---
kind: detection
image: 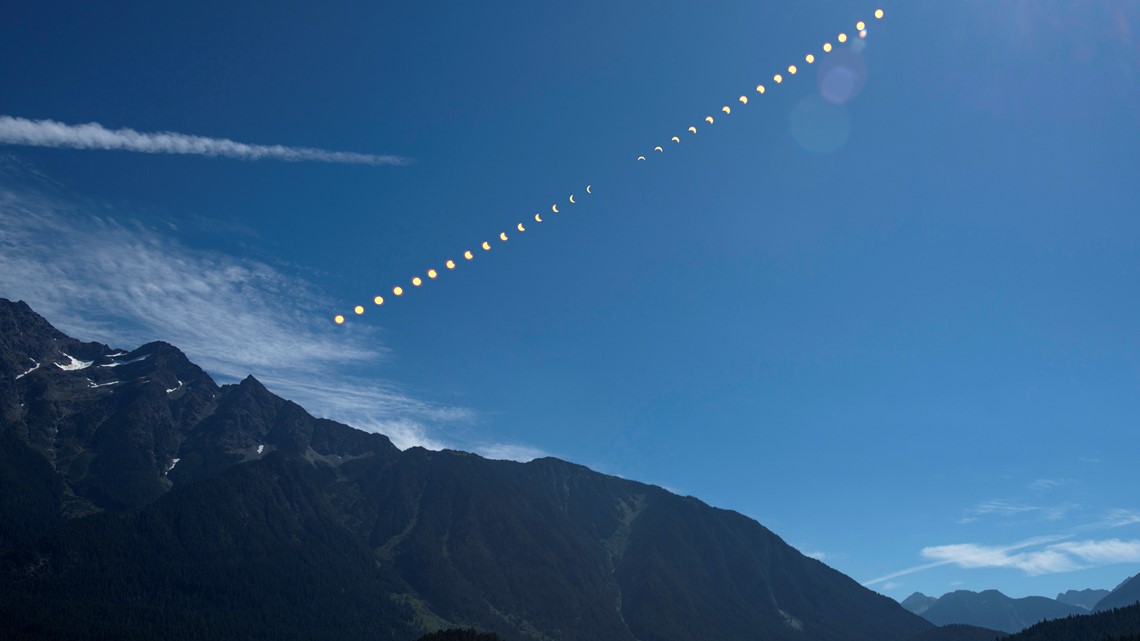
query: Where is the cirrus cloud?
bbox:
[0,115,409,165]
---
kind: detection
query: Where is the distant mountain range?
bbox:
[0,298,966,641]
[903,576,1140,635]
[1056,588,1110,611]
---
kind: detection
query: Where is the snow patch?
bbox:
[99,354,151,367]
[166,380,183,394]
[16,361,40,379]
[87,379,120,389]
[167,458,181,473]
[106,351,127,357]
[257,444,264,454]
[56,354,93,371]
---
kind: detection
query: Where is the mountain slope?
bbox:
[0,298,935,641]
[912,590,1087,634]
[1097,573,1140,612]
[1,452,417,641]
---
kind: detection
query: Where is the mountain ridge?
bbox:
[1,297,935,640]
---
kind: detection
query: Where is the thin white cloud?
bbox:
[475,443,550,462]
[867,535,1140,586]
[921,542,1080,575]
[1102,509,1140,529]
[1029,478,1075,491]
[0,115,409,166]
[957,499,1078,525]
[0,174,483,452]
[880,581,902,591]
[1051,539,1140,565]
[863,535,1072,586]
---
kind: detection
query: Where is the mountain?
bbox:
[1002,602,1140,641]
[1097,573,1140,612]
[0,297,935,641]
[903,589,1086,634]
[1057,588,1111,611]
[904,592,940,615]
[903,623,1007,641]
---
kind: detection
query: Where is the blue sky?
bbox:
[2,0,1138,601]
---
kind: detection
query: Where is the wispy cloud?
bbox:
[804,551,828,561]
[866,535,1140,585]
[0,172,479,451]
[863,535,1072,586]
[1082,508,1140,531]
[0,115,409,165]
[921,541,1080,575]
[957,499,1078,524]
[922,537,1140,575]
[475,443,549,462]
[1029,478,1076,491]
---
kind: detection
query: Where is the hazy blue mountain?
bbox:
[903,592,940,615]
[909,589,1086,634]
[0,298,935,641]
[1003,602,1140,641]
[1056,588,1110,611]
[1097,573,1140,612]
